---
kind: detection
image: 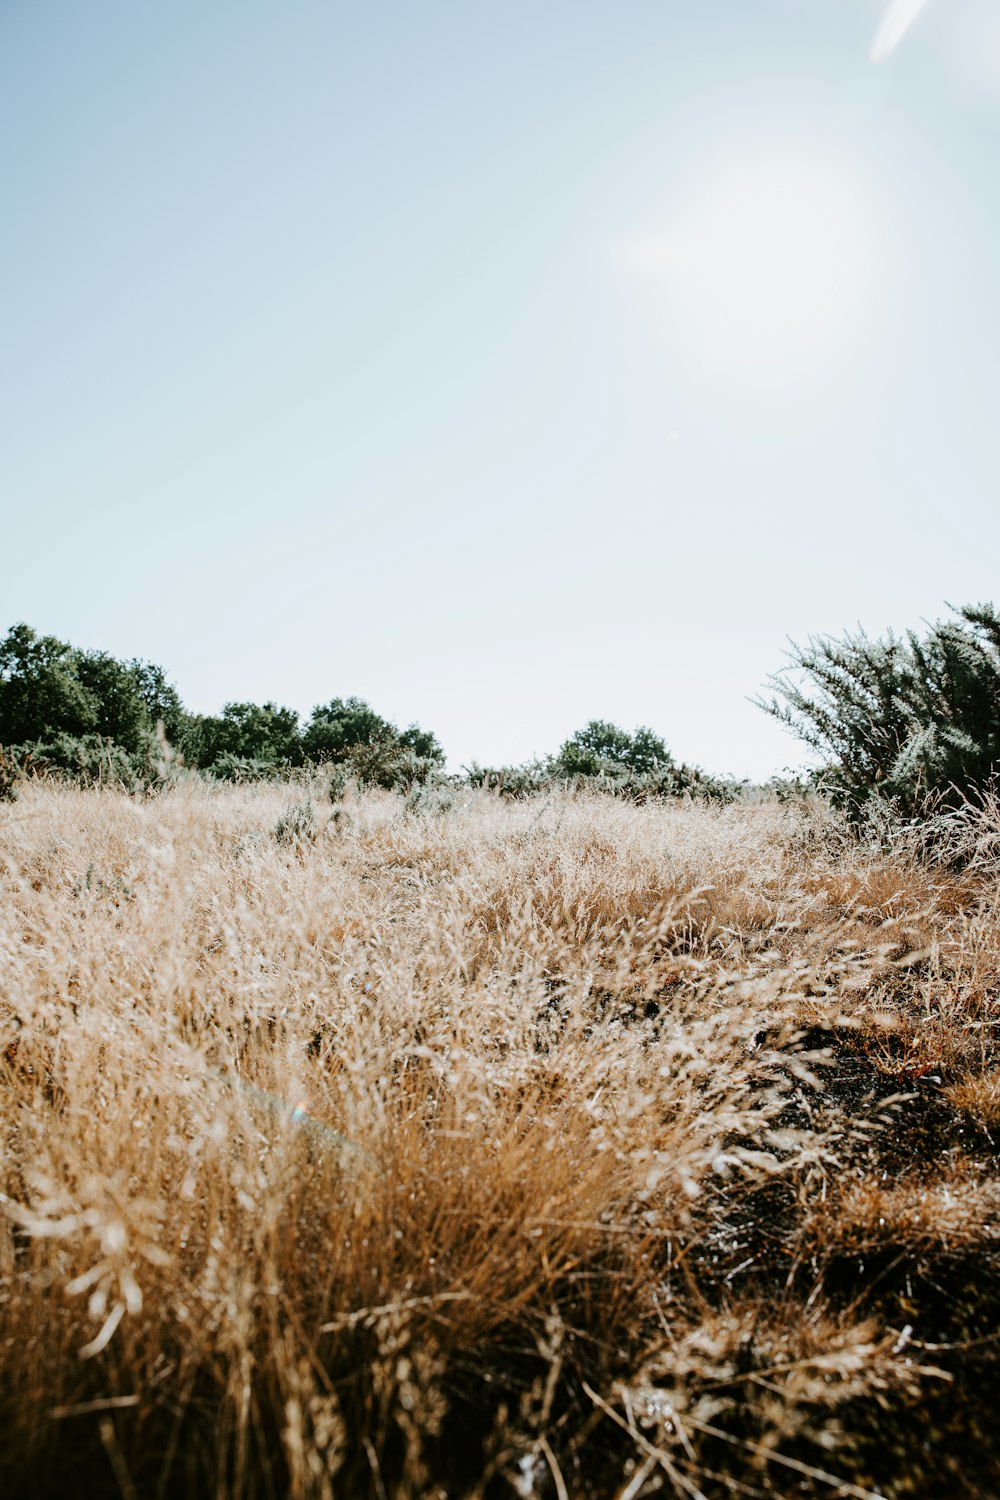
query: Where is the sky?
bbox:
[3,0,999,778]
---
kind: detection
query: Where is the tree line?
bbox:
[0,622,445,794]
[2,603,1000,820]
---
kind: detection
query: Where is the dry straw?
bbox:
[1,779,998,1496]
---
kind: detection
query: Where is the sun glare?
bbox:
[623,153,878,387]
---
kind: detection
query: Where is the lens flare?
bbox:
[871,0,931,63]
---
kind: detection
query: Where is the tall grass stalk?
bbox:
[2,782,998,1496]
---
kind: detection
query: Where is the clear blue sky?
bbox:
[3,0,998,777]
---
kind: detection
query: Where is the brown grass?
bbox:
[1,780,998,1498]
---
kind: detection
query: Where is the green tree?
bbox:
[300,696,445,790]
[0,623,190,758]
[301,698,444,766]
[0,623,192,790]
[128,660,187,741]
[301,697,397,762]
[182,702,302,768]
[0,623,96,745]
[397,723,446,763]
[551,720,673,779]
[0,621,450,794]
[73,651,152,755]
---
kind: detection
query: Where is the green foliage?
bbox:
[342,742,444,792]
[129,661,186,741]
[0,623,186,765]
[396,723,445,762]
[551,720,673,779]
[405,779,457,815]
[301,697,395,762]
[0,624,750,809]
[302,696,443,768]
[759,603,1000,819]
[0,747,19,802]
[182,701,303,771]
[465,761,553,798]
[0,624,97,745]
[8,734,140,789]
[300,697,444,791]
[0,623,452,793]
[467,726,738,804]
[273,799,317,845]
[619,762,742,804]
[202,753,289,783]
[71,651,153,755]
[546,720,737,801]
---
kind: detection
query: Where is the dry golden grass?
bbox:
[1,780,999,1498]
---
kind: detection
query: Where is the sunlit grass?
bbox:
[1,780,998,1497]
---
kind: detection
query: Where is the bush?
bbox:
[759,603,1000,820]
[0,747,18,802]
[611,762,743,805]
[273,799,317,845]
[7,733,140,789]
[343,742,443,792]
[182,702,303,773]
[551,720,673,779]
[0,624,450,793]
[548,721,738,803]
[302,697,444,786]
[465,728,738,804]
[465,761,554,798]
[202,753,290,784]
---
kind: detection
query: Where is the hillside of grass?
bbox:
[2,780,999,1498]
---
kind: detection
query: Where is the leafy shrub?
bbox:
[181,701,303,771]
[610,762,743,804]
[0,624,450,794]
[465,728,737,804]
[8,733,140,789]
[202,753,290,783]
[547,721,738,803]
[0,747,18,802]
[465,761,554,798]
[551,720,673,779]
[760,603,1000,820]
[405,780,458,815]
[327,766,349,802]
[273,799,317,845]
[343,742,442,792]
[302,697,444,787]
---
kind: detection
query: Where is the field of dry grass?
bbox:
[2,780,999,1498]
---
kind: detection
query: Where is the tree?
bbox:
[0,621,449,793]
[128,660,186,742]
[0,622,191,758]
[299,696,445,791]
[301,697,396,763]
[551,720,673,779]
[397,723,445,764]
[0,621,194,789]
[181,701,303,768]
[301,697,443,766]
[73,651,153,755]
[758,603,1000,818]
[0,624,96,745]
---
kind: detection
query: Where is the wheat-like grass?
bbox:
[1,781,998,1497]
